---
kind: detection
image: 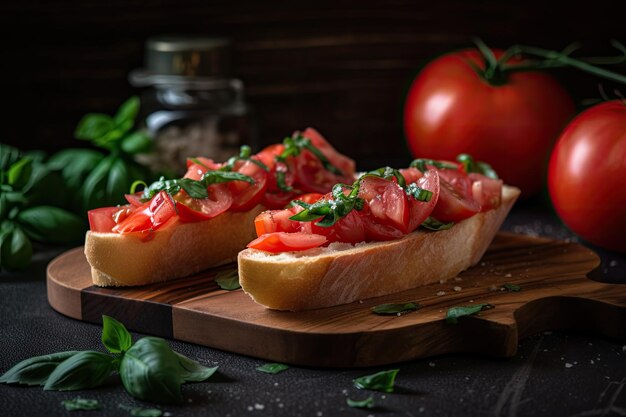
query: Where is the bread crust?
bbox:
[85,205,265,286]
[238,186,521,311]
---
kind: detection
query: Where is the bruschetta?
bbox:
[238,156,521,311]
[84,128,356,286]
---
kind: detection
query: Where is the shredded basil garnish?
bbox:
[141,171,253,201]
[346,397,375,409]
[256,363,289,374]
[277,134,343,176]
[502,283,521,292]
[405,183,433,202]
[289,183,364,227]
[62,398,101,411]
[364,166,406,188]
[220,145,269,172]
[457,154,498,179]
[214,269,241,291]
[353,369,399,393]
[410,158,458,173]
[421,217,454,231]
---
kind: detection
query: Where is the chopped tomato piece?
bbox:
[254,207,303,236]
[262,190,299,209]
[431,176,480,222]
[175,184,233,221]
[406,169,440,232]
[247,232,327,253]
[88,206,122,233]
[358,176,411,233]
[291,193,325,206]
[125,192,144,207]
[301,127,356,177]
[359,205,405,241]
[399,167,423,185]
[301,210,366,244]
[229,160,268,212]
[184,157,221,181]
[469,173,503,211]
[113,191,177,234]
[293,150,342,194]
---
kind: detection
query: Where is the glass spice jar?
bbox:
[129,35,256,176]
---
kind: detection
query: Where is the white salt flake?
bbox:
[565,363,574,368]
[609,260,618,267]
[429,362,436,367]
[254,404,265,410]
[436,291,446,296]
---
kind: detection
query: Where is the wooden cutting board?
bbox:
[47,232,626,368]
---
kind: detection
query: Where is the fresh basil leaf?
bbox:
[0,351,79,386]
[456,154,499,179]
[114,96,140,130]
[23,150,47,164]
[353,369,399,393]
[48,149,104,193]
[371,302,420,315]
[107,158,130,205]
[102,315,133,354]
[94,129,125,149]
[410,158,458,173]
[201,171,254,185]
[215,269,241,291]
[75,114,115,141]
[174,352,218,382]
[62,397,101,411]
[44,351,115,391]
[256,363,289,374]
[120,337,185,404]
[0,192,7,220]
[365,166,406,188]
[275,171,293,191]
[17,206,86,244]
[405,183,433,202]
[22,163,68,208]
[81,156,116,211]
[178,178,208,199]
[0,224,32,270]
[445,304,494,324]
[121,131,153,155]
[7,157,32,189]
[502,283,521,292]
[346,396,374,409]
[0,143,22,171]
[129,407,163,417]
[421,217,454,231]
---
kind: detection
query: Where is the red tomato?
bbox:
[406,169,440,232]
[359,205,405,241]
[399,167,423,185]
[293,193,325,205]
[262,190,299,209]
[113,191,176,233]
[228,160,268,212]
[125,192,144,207]
[293,150,342,194]
[184,157,221,180]
[548,100,626,252]
[88,206,121,233]
[247,232,327,253]
[403,48,575,197]
[301,127,356,177]
[358,176,411,233]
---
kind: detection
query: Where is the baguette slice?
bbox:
[85,205,265,286]
[238,186,521,311]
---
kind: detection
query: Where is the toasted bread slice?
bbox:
[238,186,520,311]
[85,205,265,286]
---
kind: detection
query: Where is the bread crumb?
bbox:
[453,286,462,292]
[504,273,512,278]
[436,291,446,296]
[489,285,498,291]
[454,277,463,282]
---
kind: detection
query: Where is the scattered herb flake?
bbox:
[130,408,163,417]
[502,283,521,292]
[371,302,420,315]
[256,363,289,374]
[215,269,241,291]
[353,369,399,393]
[446,304,494,324]
[346,396,375,409]
[62,397,101,411]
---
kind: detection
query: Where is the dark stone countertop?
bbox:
[1,196,625,417]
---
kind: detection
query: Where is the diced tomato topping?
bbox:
[293,150,342,194]
[254,206,303,236]
[406,169,440,232]
[247,232,327,253]
[469,173,503,211]
[301,127,356,177]
[175,184,233,221]
[125,192,144,207]
[301,210,366,244]
[431,176,481,222]
[112,191,177,234]
[399,167,423,185]
[358,176,411,233]
[88,207,122,233]
[228,160,268,212]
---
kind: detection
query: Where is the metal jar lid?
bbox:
[130,35,233,86]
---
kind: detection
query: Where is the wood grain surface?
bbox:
[46,232,626,367]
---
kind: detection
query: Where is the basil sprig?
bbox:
[456,154,498,179]
[290,183,364,227]
[141,171,253,201]
[0,315,218,405]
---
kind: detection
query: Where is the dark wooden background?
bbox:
[3,0,625,169]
